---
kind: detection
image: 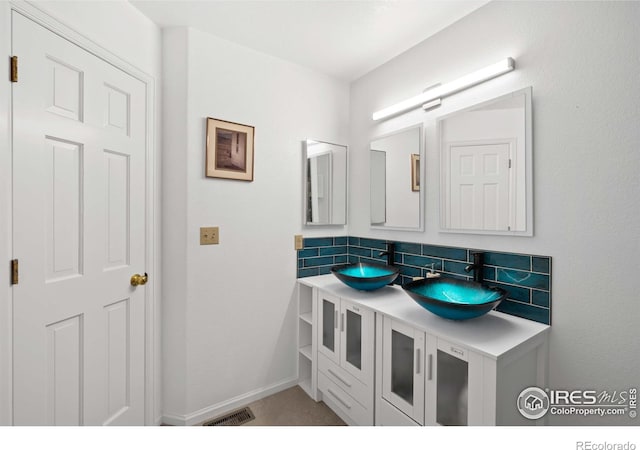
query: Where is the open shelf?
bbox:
[299,344,312,361]
[299,377,312,397]
[299,311,312,325]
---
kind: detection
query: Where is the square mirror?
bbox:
[370,124,424,230]
[438,87,533,235]
[303,139,347,226]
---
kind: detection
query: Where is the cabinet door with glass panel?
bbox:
[381,317,426,425]
[425,337,484,426]
[317,292,374,384]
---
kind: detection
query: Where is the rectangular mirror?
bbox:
[304,139,347,226]
[438,87,533,235]
[370,124,423,230]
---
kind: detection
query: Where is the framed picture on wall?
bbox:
[411,153,420,191]
[206,117,255,181]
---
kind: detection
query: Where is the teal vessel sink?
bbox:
[402,277,507,320]
[331,262,399,291]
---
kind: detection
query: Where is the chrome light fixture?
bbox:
[372,58,515,121]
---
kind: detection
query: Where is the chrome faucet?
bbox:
[378,242,395,266]
[464,251,485,283]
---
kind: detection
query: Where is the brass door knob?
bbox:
[130,273,148,286]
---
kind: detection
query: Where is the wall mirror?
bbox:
[438,86,533,235]
[370,124,423,230]
[303,139,347,226]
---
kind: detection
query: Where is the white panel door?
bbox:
[12,12,147,425]
[449,140,512,231]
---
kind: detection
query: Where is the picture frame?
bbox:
[206,117,255,181]
[411,153,420,191]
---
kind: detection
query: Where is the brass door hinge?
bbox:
[10,56,18,83]
[11,259,18,285]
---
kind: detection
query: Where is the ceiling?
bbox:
[130,0,489,81]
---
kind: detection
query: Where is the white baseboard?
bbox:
[161,376,299,426]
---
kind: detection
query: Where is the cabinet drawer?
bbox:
[318,352,372,409]
[318,372,372,426]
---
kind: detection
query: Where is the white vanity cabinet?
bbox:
[316,290,375,425]
[297,275,549,427]
[376,319,548,426]
[425,337,482,426]
[376,316,486,426]
[379,316,426,425]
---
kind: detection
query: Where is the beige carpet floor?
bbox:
[244,386,345,426]
[201,386,346,426]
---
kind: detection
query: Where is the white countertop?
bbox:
[299,274,550,360]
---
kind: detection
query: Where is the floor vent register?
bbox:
[202,407,255,426]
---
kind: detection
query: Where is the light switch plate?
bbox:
[200,227,219,245]
[294,235,303,250]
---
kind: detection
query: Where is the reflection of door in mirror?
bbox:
[307,152,332,224]
[370,125,422,230]
[439,87,532,235]
[448,140,514,230]
[304,140,347,226]
[370,150,386,225]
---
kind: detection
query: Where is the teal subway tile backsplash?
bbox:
[303,256,334,267]
[422,244,467,261]
[495,300,550,325]
[335,236,348,246]
[443,260,471,277]
[297,267,319,278]
[532,256,551,273]
[532,290,550,308]
[350,246,373,258]
[359,238,387,250]
[403,253,435,268]
[395,242,422,255]
[319,246,347,256]
[296,236,552,325]
[297,237,349,278]
[489,282,531,304]
[297,248,319,258]
[303,237,335,247]
[497,268,550,290]
[484,252,531,271]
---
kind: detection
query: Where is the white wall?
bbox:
[350,1,639,425]
[162,27,349,423]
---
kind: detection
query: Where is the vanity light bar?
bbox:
[372,57,515,121]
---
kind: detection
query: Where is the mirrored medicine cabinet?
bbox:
[438,87,533,236]
[370,124,423,230]
[303,139,347,226]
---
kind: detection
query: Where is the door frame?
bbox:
[0,1,160,425]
